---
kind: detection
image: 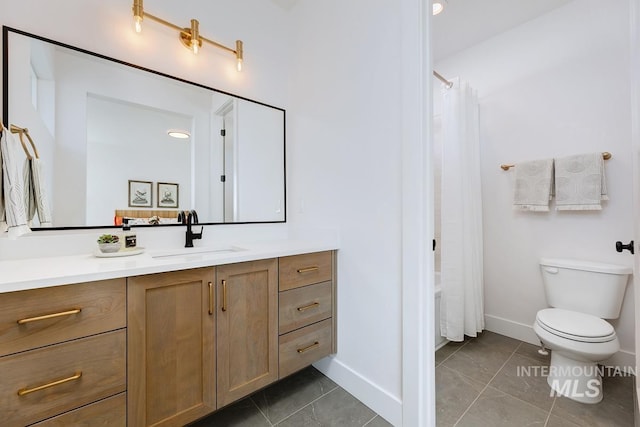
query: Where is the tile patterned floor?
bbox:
[189,366,393,427]
[436,331,635,427]
[188,331,634,427]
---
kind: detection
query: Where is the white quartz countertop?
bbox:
[0,239,338,293]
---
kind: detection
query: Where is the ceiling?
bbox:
[269,0,299,11]
[432,0,574,61]
[267,0,574,61]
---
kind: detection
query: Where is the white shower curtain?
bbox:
[439,78,484,342]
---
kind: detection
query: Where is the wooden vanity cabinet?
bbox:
[0,278,126,357]
[0,250,335,426]
[127,268,216,427]
[0,279,126,427]
[278,251,336,378]
[215,258,279,407]
[30,393,126,426]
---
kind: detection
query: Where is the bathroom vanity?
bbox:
[0,245,337,426]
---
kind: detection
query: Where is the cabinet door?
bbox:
[216,259,278,407]
[128,268,216,427]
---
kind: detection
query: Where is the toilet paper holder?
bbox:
[615,240,634,255]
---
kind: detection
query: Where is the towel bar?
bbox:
[501,152,611,171]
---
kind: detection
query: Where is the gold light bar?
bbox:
[132,0,244,70]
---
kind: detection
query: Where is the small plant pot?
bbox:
[98,242,121,253]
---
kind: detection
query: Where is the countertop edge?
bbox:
[0,240,339,293]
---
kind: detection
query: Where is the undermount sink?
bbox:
[151,246,247,260]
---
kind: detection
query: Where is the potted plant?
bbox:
[97,234,120,253]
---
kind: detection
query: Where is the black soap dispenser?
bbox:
[122,218,137,250]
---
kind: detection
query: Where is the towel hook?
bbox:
[9,124,39,159]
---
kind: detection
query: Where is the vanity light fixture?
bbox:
[132,0,244,71]
[167,129,191,139]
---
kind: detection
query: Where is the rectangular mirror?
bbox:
[2,26,286,229]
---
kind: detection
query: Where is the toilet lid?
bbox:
[536,308,616,343]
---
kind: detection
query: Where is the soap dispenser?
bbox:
[122,219,137,250]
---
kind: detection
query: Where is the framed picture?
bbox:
[128,180,152,207]
[157,182,179,208]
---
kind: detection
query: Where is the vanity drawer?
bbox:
[279,319,332,378]
[31,393,126,427]
[0,329,126,427]
[0,279,126,357]
[279,251,332,291]
[279,281,332,334]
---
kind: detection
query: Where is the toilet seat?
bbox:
[536,308,616,343]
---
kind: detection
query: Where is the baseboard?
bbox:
[484,314,636,372]
[603,349,636,372]
[313,356,402,426]
[435,339,450,351]
[484,314,539,345]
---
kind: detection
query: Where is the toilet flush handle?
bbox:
[543,267,559,274]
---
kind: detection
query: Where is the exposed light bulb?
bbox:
[134,15,143,33]
[432,2,444,15]
[132,0,144,33]
[189,19,200,55]
[235,40,243,72]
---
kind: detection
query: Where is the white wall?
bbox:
[435,0,635,362]
[630,0,640,409]
[287,0,410,424]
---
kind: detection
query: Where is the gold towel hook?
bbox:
[22,130,40,159]
[9,124,39,159]
[501,152,612,171]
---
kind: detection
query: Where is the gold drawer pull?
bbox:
[297,302,320,312]
[17,308,82,325]
[18,372,82,396]
[208,282,213,315]
[297,341,320,354]
[297,266,319,274]
[221,279,227,312]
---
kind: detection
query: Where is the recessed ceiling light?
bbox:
[433,1,444,15]
[167,129,190,139]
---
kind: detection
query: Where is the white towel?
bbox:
[513,158,554,211]
[0,130,31,238]
[555,153,608,211]
[23,158,52,227]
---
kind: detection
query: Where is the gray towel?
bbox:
[513,158,554,212]
[555,153,608,211]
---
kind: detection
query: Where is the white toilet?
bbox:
[533,258,631,404]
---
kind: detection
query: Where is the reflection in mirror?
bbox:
[3,27,286,229]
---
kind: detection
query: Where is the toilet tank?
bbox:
[539,258,632,319]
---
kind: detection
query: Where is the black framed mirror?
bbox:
[2,26,286,230]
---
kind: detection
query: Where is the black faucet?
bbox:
[185,210,203,248]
